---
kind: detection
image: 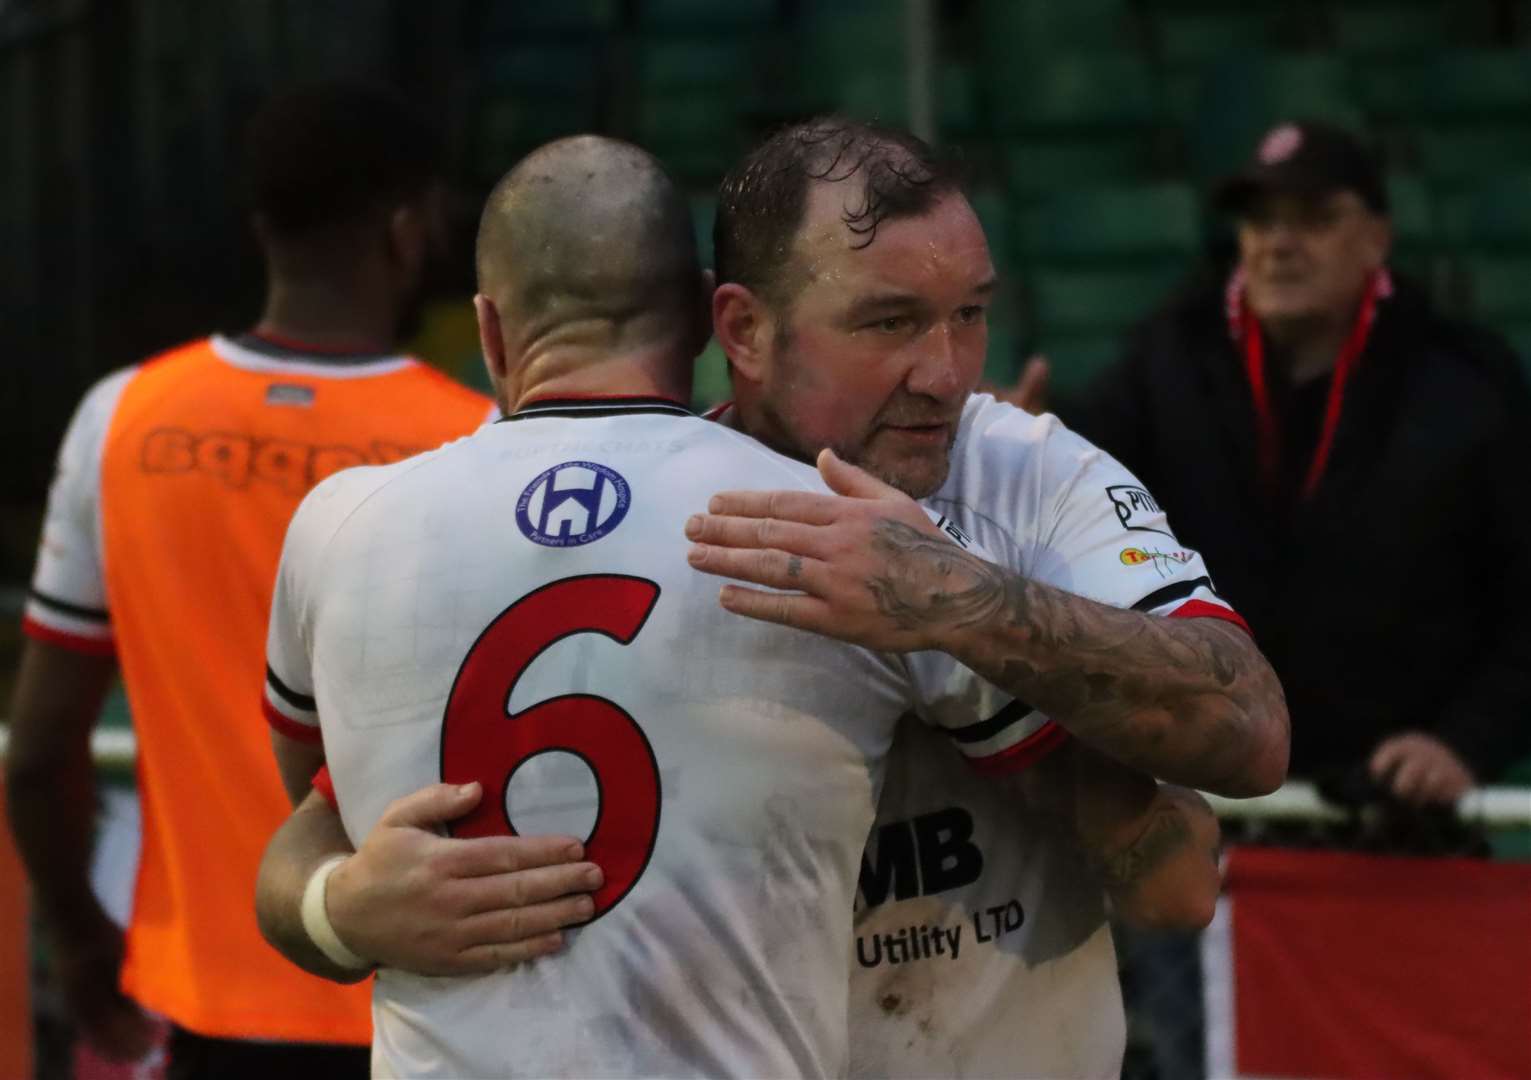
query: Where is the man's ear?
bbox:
[474,294,508,387]
[713,282,772,385]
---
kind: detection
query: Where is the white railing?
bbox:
[0,727,1526,828]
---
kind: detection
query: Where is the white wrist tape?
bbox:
[300,855,372,971]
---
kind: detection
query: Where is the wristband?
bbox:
[300,855,372,971]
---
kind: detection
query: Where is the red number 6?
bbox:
[440,574,662,919]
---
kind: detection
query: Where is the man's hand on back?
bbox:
[686,448,987,653]
[325,782,605,975]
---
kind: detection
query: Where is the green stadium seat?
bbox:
[482,0,622,37]
[1360,50,1531,121]
[968,187,1017,275]
[1329,3,1450,59]
[1020,183,1201,264]
[1442,175,1531,249]
[975,0,1136,56]
[1150,8,1290,66]
[633,38,756,181]
[1457,255,1531,324]
[1001,137,1161,200]
[473,96,601,182]
[638,0,776,31]
[834,69,912,127]
[1188,54,1364,180]
[692,339,733,413]
[486,43,607,95]
[939,61,982,139]
[1384,174,1439,281]
[1028,267,1181,336]
[637,38,752,92]
[989,54,1161,135]
[983,312,1026,388]
[1038,333,1125,404]
[691,193,718,269]
[1415,128,1531,186]
[805,1,908,72]
[636,98,742,180]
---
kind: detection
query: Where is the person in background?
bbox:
[1041,119,1531,1080]
[1071,120,1531,814]
[4,83,491,1078]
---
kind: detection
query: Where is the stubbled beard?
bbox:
[759,395,952,498]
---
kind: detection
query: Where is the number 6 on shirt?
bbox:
[440,574,663,920]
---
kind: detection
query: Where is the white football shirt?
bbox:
[849,393,1246,1079]
[264,397,1042,1079]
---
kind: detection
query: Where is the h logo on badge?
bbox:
[516,461,632,547]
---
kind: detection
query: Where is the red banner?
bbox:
[0,780,32,1079]
[1209,847,1531,1080]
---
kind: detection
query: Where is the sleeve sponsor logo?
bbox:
[1106,484,1174,537]
[933,515,975,550]
[515,461,631,547]
[1119,547,1195,578]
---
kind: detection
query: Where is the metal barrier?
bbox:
[1,726,1524,829]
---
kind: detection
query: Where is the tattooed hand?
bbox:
[688,447,1290,798]
[686,448,998,653]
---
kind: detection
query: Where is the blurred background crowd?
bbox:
[3,1,1531,1078]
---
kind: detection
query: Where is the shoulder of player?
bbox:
[60,364,144,455]
[953,393,1106,490]
[288,436,467,553]
[688,416,831,493]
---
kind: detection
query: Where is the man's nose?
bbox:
[906,324,966,400]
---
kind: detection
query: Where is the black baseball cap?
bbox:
[1213,121,1389,217]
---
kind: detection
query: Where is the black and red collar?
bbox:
[503,395,695,422]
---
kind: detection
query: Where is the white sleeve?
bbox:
[1034,431,1248,631]
[23,368,135,654]
[262,485,332,743]
[906,514,1069,773]
[262,467,393,742]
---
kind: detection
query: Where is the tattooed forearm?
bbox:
[864,522,1010,631]
[1090,785,1221,929]
[1091,798,1193,893]
[865,519,1289,796]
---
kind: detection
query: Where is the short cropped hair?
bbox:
[243,82,441,236]
[714,117,963,306]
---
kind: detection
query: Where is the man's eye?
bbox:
[873,316,911,333]
[956,305,986,325]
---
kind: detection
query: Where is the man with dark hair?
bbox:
[5,82,491,1076]
[254,118,1271,1078]
[250,134,1146,1077]
[712,119,969,500]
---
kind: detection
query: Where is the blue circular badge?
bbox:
[515,461,632,547]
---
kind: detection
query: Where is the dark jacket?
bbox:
[1068,277,1531,785]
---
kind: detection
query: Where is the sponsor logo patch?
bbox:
[516,460,631,547]
[933,515,975,551]
[1120,547,1196,578]
[265,383,315,407]
[1106,484,1173,537]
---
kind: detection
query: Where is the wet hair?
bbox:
[475,135,701,339]
[714,116,963,306]
[243,82,441,237]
